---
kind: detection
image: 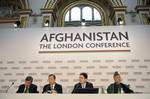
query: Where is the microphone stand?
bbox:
[6,82,15,93]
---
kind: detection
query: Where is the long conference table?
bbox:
[0,94,150,99]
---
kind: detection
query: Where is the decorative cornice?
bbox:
[135,5,150,13]
[110,6,127,19]
[0,18,19,24]
[41,8,54,14]
[18,9,32,15]
[113,6,127,12]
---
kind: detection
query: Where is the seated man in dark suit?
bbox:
[16,76,39,93]
[107,71,134,94]
[42,74,62,94]
[72,72,93,93]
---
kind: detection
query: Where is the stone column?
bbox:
[110,6,127,25]
[19,9,32,28]
[135,5,150,24]
[41,9,54,27]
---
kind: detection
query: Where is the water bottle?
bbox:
[120,88,124,94]
[118,87,123,94]
[101,87,105,94]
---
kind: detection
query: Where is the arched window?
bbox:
[71,7,80,21]
[65,11,69,21]
[64,5,102,26]
[82,7,92,20]
[94,8,101,20]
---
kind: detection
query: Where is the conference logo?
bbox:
[39,30,131,53]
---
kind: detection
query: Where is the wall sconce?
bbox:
[13,20,21,28]
[81,19,86,26]
[44,20,49,27]
[117,17,124,25]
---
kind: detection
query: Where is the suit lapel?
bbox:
[29,85,32,93]
[22,85,26,93]
[79,83,82,88]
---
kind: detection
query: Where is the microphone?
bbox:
[6,82,15,93]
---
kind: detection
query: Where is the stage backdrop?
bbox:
[0,25,150,93]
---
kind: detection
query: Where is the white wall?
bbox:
[0,23,14,29]
[125,14,141,25]
[28,16,43,28]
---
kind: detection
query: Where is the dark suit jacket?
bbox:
[72,82,93,93]
[107,83,134,94]
[42,83,63,93]
[16,84,39,93]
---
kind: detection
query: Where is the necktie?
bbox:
[24,87,29,93]
[51,85,54,90]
